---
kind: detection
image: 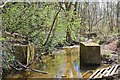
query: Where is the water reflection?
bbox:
[62,52,82,78]
[4,47,83,79]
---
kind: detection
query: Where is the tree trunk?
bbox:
[66,27,72,44]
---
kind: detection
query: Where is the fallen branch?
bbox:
[17,60,49,74]
[10,60,49,74]
[9,64,23,71]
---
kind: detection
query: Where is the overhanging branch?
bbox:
[42,8,61,46]
[0,0,11,8]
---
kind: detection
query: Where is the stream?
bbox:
[3,46,95,79]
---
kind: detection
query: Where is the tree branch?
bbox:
[58,2,65,10]
[93,17,104,26]
[42,8,61,46]
[0,0,11,8]
[10,60,49,74]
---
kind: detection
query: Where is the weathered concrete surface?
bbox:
[13,44,35,65]
[80,42,101,66]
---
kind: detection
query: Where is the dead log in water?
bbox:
[9,60,49,74]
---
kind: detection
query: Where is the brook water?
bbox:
[4,46,98,79]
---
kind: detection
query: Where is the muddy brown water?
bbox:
[3,46,100,79]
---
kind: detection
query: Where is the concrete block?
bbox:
[80,42,101,66]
